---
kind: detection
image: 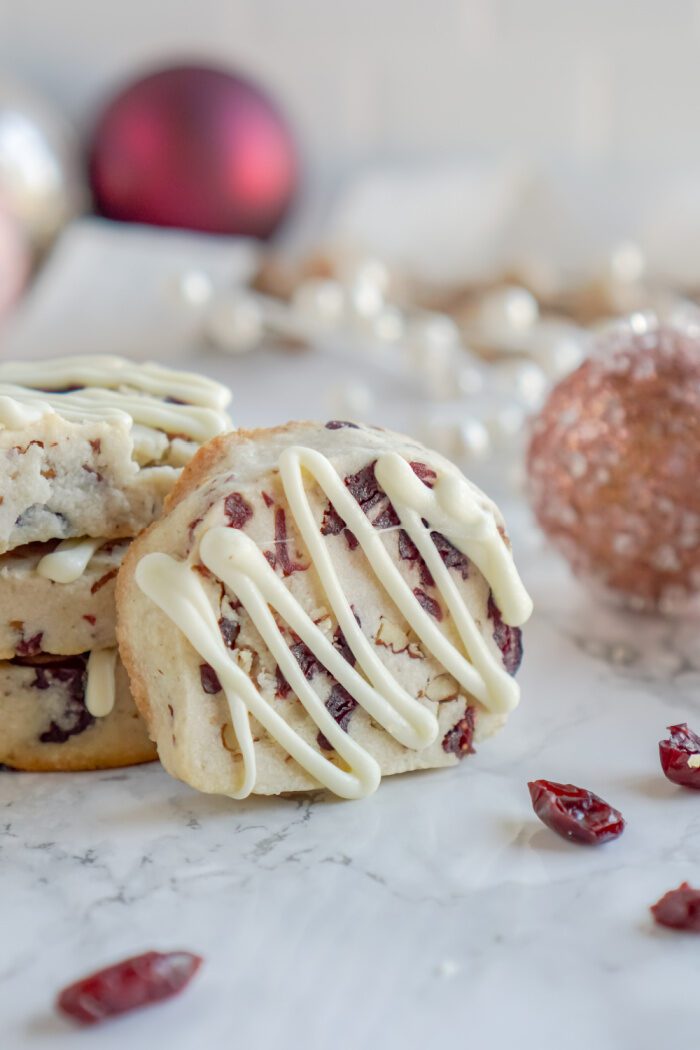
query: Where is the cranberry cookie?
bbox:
[0,355,232,552]
[0,649,156,771]
[118,421,532,800]
[0,539,128,658]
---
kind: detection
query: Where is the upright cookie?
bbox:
[118,421,532,800]
[0,355,232,552]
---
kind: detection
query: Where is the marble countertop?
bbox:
[3,343,700,1049]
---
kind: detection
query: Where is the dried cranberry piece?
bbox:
[319,503,360,552]
[16,631,43,657]
[651,883,700,932]
[317,684,358,751]
[321,460,404,549]
[290,640,323,679]
[413,587,442,620]
[409,461,437,488]
[344,529,359,551]
[432,532,470,579]
[275,666,291,698]
[187,515,203,542]
[276,636,327,698]
[371,503,400,530]
[398,529,419,562]
[325,420,359,430]
[27,655,94,744]
[91,568,118,595]
[218,617,240,649]
[488,594,523,675]
[528,780,625,844]
[397,529,434,587]
[268,509,309,576]
[659,723,700,789]
[56,950,202,1025]
[320,503,345,536]
[442,709,476,757]
[344,462,381,506]
[199,664,222,694]
[332,624,356,666]
[224,492,253,529]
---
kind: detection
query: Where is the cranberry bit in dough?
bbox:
[442,709,475,757]
[527,780,625,844]
[651,883,700,932]
[199,663,222,694]
[659,723,700,789]
[488,594,523,675]
[223,491,253,529]
[56,950,203,1025]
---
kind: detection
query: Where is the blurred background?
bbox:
[4,0,700,245]
[0,0,698,493]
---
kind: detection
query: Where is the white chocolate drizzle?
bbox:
[85,648,118,717]
[37,537,105,583]
[0,384,229,443]
[0,356,232,456]
[136,445,533,800]
[0,355,230,408]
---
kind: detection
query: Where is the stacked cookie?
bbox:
[0,356,232,771]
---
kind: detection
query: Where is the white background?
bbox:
[1,0,698,232]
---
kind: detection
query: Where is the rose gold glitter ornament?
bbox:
[527,316,700,614]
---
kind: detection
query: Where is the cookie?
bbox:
[0,355,232,553]
[0,649,157,771]
[0,539,128,659]
[118,421,532,800]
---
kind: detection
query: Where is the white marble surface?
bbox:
[3,344,700,1049]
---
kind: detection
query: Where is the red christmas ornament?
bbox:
[89,65,297,239]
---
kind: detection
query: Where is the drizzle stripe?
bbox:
[37,537,105,584]
[85,648,118,717]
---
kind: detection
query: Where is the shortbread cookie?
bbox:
[118,421,532,800]
[0,649,156,771]
[0,538,128,659]
[0,356,232,554]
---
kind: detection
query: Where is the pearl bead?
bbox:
[511,361,548,409]
[175,268,213,307]
[410,313,461,354]
[458,419,490,460]
[204,292,264,354]
[372,305,405,342]
[456,364,485,397]
[629,311,653,335]
[407,314,461,397]
[291,278,345,327]
[475,286,538,343]
[349,277,384,320]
